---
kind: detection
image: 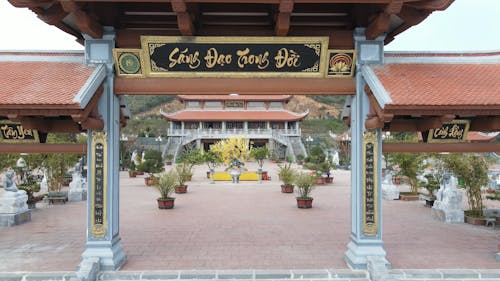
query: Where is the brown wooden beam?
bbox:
[0,144,86,154]
[172,0,195,35]
[470,116,500,132]
[20,117,81,133]
[366,0,403,40]
[275,0,293,36]
[407,0,454,10]
[60,0,103,38]
[388,115,454,132]
[114,77,356,95]
[36,3,68,25]
[382,142,500,153]
[8,0,54,8]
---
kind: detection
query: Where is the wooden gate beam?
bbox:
[382,142,500,153]
[0,144,86,154]
[114,77,356,95]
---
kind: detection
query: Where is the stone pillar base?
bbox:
[344,241,391,269]
[82,238,127,271]
[0,209,31,227]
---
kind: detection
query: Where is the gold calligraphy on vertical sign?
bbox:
[91,132,107,238]
[362,131,378,237]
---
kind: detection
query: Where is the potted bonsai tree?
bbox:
[203,150,222,183]
[278,163,296,193]
[296,154,305,165]
[128,161,137,178]
[165,153,174,165]
[294,172,316,208]
[250,146,270,183]
[420,173,441,207]
[174,163,192,193]
[140,149,164,186]
[155,170,177,209]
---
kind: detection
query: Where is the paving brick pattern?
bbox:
[0,162,498,273]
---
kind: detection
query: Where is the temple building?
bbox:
[160,95,308,160]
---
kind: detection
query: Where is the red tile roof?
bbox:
[177,95,292,101]
[373,63,500,107]
[162,110,308,121]
[0,60,95,109]
[467,132,498,142]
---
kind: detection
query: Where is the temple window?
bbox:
[270,122,285,129]
[203,122,222,129]
[186,101,200,108]
[204,101,222,109]
[248,121,266,129]
[247,101,265,109]
[269,101,282,109]
[185,122,199,129]
[172,122,182,129]
[226,122,244,129]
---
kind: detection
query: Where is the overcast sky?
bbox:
[0,0,499,51]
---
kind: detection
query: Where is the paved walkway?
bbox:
[0,162,498,272]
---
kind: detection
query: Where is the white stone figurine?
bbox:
[68,162,87,202]
[1,169,31,226]
[381,170,399,200]
[431,174,464,223]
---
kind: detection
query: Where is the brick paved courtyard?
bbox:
[0,162,498,272]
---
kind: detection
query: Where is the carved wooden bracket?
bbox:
[275,0,294,36]
[172,0,195,36]
[60,0,103,39]
[366,0,403,40]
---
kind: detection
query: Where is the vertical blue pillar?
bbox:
[82,27,127,271]
[344,28,390,269]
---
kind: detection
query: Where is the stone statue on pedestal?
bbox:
[1,169,31,227]
[381,170,399,200]
[431,174,464,223]
[68,161,87,202]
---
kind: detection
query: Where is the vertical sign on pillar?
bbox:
[362,130,378,236]
[91,132,107,238]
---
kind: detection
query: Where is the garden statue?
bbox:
[381,170,399,200]
[4,169,18,192]
[69,162,87,202]
[131,150,141,166]
[228,158,244,183]
[431,173,463,223]
[1,168,31,226]
[40,172,48,193]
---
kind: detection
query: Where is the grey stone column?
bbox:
[344,28,389,269]
[81,27,127,271]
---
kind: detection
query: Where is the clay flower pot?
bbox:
[145,177,156,186]
[296,197,313,209]
[175,185,188,194]
[281,185,294,193]
[157,198,175,209]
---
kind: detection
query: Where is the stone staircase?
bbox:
[162,136,182,162]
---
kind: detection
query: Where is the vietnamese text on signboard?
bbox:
[426,120,470,143]
[0,122,39,143]
[362,131,378,237]
[114,36,336,78]
[90,132,107,238]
